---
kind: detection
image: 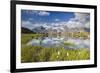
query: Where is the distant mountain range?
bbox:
[21,25,90,34]
[21,27,35,33]
[32,26,47,33]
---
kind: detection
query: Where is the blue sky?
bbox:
[21,10,90,29]
[21,10,75,24]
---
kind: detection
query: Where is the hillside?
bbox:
[21,27,34,33]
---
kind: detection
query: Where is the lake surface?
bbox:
[27,37,90,49]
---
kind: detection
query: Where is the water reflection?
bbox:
[27,37,90,49]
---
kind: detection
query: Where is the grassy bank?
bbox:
[21,45,90,63]
[21,34,44,44]
[21,34,90,63]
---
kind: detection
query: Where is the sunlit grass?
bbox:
[63,41,76,46]
[21,45,90,63]
[21,33,90,63]
[21,34,43,44]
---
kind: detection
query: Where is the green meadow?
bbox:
[21,34,90,63]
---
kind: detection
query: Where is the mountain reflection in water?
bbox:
[27,37,90,49]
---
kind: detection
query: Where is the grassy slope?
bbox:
[21,34,43,44]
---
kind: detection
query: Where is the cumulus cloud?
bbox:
[28,18,34,21]
[23,10,38,14]
[55,19,60,22]
[21,21,34,29]
[49,13,90,28]
[38,11,50,16]
[22,12,90,29]
[23,10,50,16]
[66,13,90,28]
[73,13,90,23]
[22,20,51,30]
[84,22,90,28]
[67,21,83,28]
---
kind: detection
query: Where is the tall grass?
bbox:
[21,34,43,44]
[21,45,90,63]
[21,34,90,63]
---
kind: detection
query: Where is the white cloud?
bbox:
[84,22,90,28]
[71,13,90,23]
[74,13,89,19]
[51,23,59,26]
[24,10,50,16]
[24,10,38,14]
[66,13,90,28]
[67,21,83,28]
[22,12,90,30]
[28,18,34,21]
[22,20,51,30]
[50,13,90,28]
[55,19,59,21]
[38,11,50,16]
[21,21,34,29]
